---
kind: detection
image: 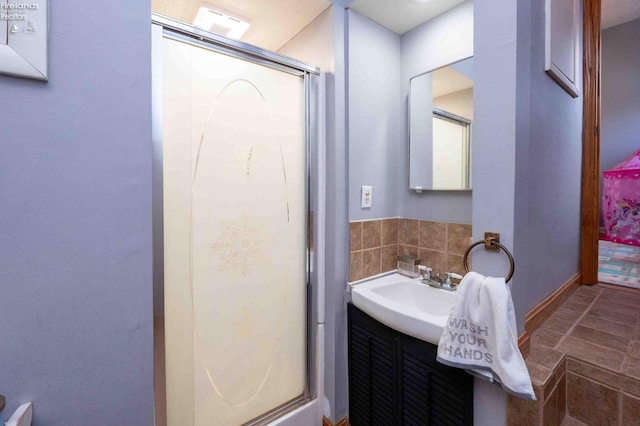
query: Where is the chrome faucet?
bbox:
[441,272,463,291]
[421,271,463,291]
[420,266,450,289]
[418,265,432,284]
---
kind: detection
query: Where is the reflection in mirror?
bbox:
[409,57,473,191]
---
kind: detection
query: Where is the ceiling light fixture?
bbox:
[193,6,250,40]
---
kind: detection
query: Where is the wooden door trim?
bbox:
[581,0,601,285]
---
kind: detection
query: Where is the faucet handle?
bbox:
[418,265,432,280]
[442,272,463,290]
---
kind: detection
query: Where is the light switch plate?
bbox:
[361,185,372,208]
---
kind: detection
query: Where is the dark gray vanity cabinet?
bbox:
[348,303,473,426]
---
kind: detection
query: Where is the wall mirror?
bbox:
[409,56,473,191]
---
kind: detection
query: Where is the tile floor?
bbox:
[519,285,640,425]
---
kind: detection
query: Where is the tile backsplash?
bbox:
[349,218,471,282]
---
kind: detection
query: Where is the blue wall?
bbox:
[513,0,583,318]
[348,10,402,221]
[400,1,474,224]
[348,2,474,224]
[601,19,640,182]
[0,2,154,424]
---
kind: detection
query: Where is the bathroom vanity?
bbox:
[348,274,473,425]
[348,304,473,425]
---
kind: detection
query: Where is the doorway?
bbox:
[582,0,640,290]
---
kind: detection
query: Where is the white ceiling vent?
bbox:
[193,6,250,39]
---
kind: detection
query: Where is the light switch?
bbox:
[361,185,372,208]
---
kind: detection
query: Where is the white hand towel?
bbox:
[437,271,536,400]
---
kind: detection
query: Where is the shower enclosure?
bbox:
[152,16,322,426]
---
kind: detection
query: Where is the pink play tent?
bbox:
[602,148,640,246]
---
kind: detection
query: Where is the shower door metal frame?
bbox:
[151,14,321,426]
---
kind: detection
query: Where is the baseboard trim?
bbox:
[520,273,582,351]
[323,417,349,426]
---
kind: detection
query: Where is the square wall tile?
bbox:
[349,251,363,282]
[419,221,446,251]
[381,245,398,273]
[419,248,447,276]
[446,254,465,276]
[447,223,472,255]
[399,244,419,259]
[399,219,419,246]
[381,218,398,246]
[362,220,381,250]
[349,222,362,252]
[362,248,381,278]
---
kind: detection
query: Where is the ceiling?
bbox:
[152,0,332,52]
[350,0,465,35]
[432,66,473,98]
[602,0,640,29]
[152,0,640,54]
[349,0,640,34]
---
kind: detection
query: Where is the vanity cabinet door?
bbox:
[348,303,400,426]
[400,335,473,426]
[348,303,474,426]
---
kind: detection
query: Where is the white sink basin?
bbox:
[350,273,457,344]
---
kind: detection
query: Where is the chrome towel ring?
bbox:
[463,232,515,283]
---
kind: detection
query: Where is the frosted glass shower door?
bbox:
[162,37,307,426]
